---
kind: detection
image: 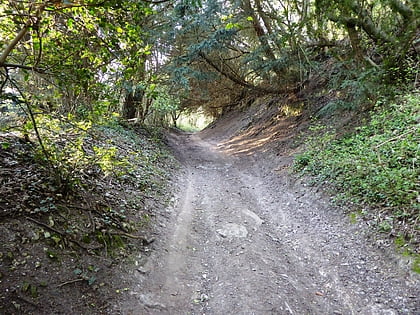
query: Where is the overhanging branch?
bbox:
[0,4,47,66]
[1,63,45,73]
[199,52,286,94]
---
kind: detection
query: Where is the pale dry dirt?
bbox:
[114,110,419,315]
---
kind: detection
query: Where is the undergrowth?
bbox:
[294,93,419,257]
[1,113,174,255]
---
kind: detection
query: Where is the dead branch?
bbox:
[25,216,101,251]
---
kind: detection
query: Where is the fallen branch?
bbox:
[110,231,154,244]
[26,216,63,235]
[57,278,85,288]
[25,216,101,251]
[111,232,145,239]
[374,125,418,148]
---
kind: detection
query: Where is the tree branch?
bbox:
[327,14,391,44]
[1,63,45,73]
[199,52,253,89]
[388,0,413,20]
[199,52,284,94]
[0,4,46,66]
[141,0,172,3]
[0,21,31,66]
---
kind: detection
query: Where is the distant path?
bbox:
[116,130,419,315]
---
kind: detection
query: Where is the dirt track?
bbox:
[115,130,419,315]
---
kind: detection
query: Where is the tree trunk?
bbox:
[138,97,152,124]
[345,24,364,65]
[242,0,283,79]
[122,91,137,119]
[254,0,282,52]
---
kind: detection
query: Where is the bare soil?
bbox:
[114,110,420,314]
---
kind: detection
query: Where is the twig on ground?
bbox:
[25,216,101,251]
[111,231,147,240]
[375,125,418,148]
[57,278,85,288]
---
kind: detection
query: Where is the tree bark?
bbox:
[328,14,391,44]
[345,24,364,65]
[348,1,392,44]
[242,0,283,79]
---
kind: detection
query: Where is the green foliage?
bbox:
[152,88,180,115]
[29,113,166,193]
[2,0,417,124]
[294,94,419,224]
[320,62,393,116]
[394,234,420,274]
[93,146,124,176]
[413,257,420,274]
[0,0,154,120]
[13,117,173,258]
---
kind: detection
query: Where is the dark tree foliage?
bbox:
[1,0,418,122]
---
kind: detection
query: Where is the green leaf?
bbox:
[22,282,30,292]
[51,235,61,245]
[225,22,235,30]
[88,276,96,285]
[30,285,38,298]
[225,22,241,30]
[67,18,74,28]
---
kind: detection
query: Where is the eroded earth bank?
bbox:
[115,127,419,315]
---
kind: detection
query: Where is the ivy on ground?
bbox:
[294,93,419,244]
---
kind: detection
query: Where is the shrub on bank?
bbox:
[294,93,419,232]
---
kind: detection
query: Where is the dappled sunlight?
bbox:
[281,103,304,117]
[218,115,296,156]
[221,134,279,156]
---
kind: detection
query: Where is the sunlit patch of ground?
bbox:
[218,114,297,156]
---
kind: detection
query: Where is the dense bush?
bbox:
[294,93,419,223]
